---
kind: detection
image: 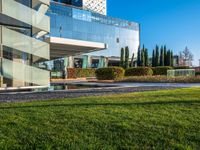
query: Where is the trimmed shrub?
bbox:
[67,68,77,78]
[120,76,200,83]
[174,66,190,69]
[196,72,200,76]
[125,67,153,76]
[67,68,96,79]
[95,67,124,80]
[152,66,173,75]
[76,68,96,78]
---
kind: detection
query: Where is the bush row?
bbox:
[124,66,173,76]
[95,67,124,80]
[124,66,194,76]
[65,66,196,80]
[67,68,96,78]
[120,76,200,83]
[151,67,173,75]
[196,72,200,76]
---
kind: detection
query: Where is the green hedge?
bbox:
[120,76,200,83]
[67,68,96,78]
[95,67,124,80]
[152,66,173,75]
[125,67,153,76]
[196,72,200,76]
[173,66,190,69]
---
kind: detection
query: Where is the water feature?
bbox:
[49,82,119,91]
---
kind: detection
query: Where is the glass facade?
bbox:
[48,2,140,58]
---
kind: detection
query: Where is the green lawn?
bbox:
[0,88,200,149]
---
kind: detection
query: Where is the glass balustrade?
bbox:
[167,69,195,77]
[1,0,50,32]
[2,58,50,86]
[2,26,49,60]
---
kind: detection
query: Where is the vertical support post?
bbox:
[68,56,74,68]
[88,56,91,68]
[63,57,68,79]
[82,55,89,68]
[98,56,106,68]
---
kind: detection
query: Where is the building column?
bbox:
[63,57,68,79]
[104,57,108,67]
[68,56,74,68]
[82,55,91,68]
[98,56,108,68]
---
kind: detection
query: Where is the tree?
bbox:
[130,52,135,67]
[179,47,194,66]
[120,48,125,68]
[141,45,145,67]
[124,46,130,69]
[145,48,148,66]
[152,49,155,67]
[155,45,159,67]
[137,46,141,66]
[164,45,167,66]
[166,50,171,66]
[160,46,164,66]
[171,51,174,66]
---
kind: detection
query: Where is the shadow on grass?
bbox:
[0,100,199,110]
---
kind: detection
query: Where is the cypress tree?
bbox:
[120,48,125,68]
[130,52,135,67]
[167,50,171,66]
[155,45,159,67]
[125,46,129,69]
[164,45,167,66]
[145,48,148,66]
[152,49,155,67]
[171,51,174,67]
[141,45,145,67]
[137,46,141,66]
[160,46,164,66]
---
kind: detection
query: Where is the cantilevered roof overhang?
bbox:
[50,37,107,59]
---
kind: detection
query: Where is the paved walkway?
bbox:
[0,86,176,103]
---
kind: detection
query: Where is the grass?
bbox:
[0,88,200,149]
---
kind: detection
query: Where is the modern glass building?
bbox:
[48,1,140,70]
[0,0,139,89]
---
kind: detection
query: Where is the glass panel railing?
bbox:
[2,58,50,86]
[32,0,50,6]
[1,0,50,32]
[2,26,49,60]
[40,0,50,5]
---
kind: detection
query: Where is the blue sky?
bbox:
[107,0,200,66]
